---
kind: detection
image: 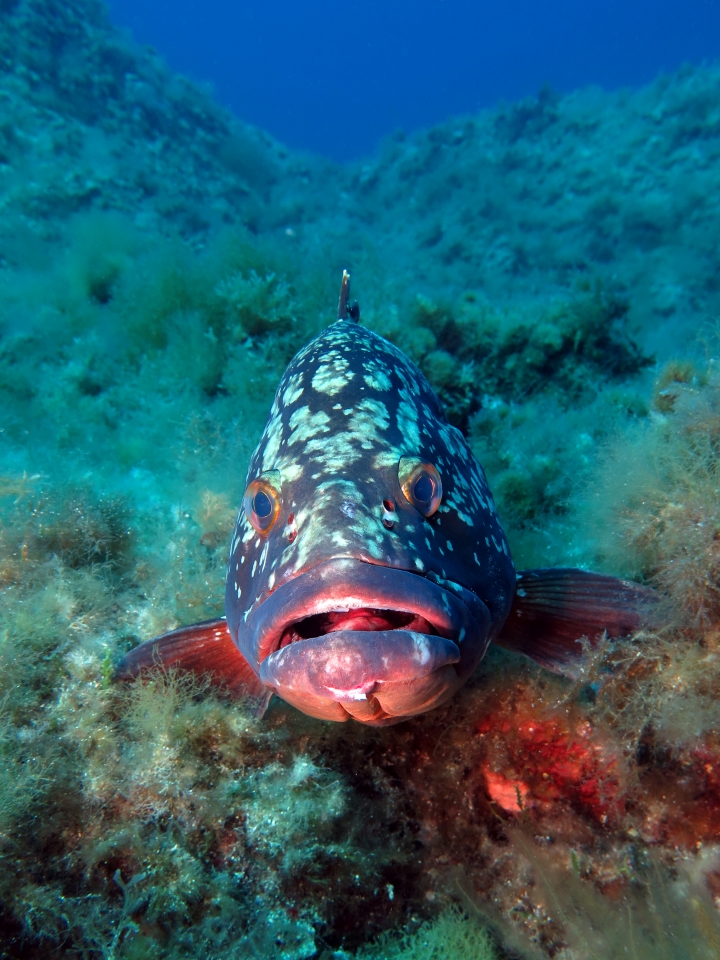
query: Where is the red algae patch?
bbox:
[477,704,624,825]
[484,770,530,814]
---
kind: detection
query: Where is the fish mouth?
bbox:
[246,558,491,725]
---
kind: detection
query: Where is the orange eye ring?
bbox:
[243,470,282,535]
[398,457,443,518]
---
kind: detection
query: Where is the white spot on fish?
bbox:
[312,358,354,395]
[364,369,392,391]
[261,413,283,471]
[282,373,304,407]
[414,637,431,666]
[288,407,331,445]
[280,461,303,482]
[325,686,368,701]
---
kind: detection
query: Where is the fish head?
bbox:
[225,320,515,724]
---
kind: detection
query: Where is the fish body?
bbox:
[225,318,515,723]
[118,277,652,725]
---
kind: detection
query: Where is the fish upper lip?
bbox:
[243,557,491,671]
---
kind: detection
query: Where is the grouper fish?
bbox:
[117,273,652,725]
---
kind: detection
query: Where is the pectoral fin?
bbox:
[495,568,657,678]
[114,618,273,717]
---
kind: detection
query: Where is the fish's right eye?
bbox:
[398,457,443,518]
[244,471,282,535]
[413,474,434,503]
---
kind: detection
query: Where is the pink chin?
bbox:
[258,629,463,725]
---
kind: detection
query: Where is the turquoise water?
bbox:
[0,2,719,958]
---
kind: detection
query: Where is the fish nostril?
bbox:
[382,499,398,530]
[284,512,298,543]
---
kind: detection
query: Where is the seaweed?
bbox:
[371,281,651,435]
[358,906,497,960]
[582,360,720,625]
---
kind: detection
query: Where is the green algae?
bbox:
[358,906,497,960]
[563,360,720,755]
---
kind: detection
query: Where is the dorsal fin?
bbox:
[337,269,360,322]
[114,618,273,718]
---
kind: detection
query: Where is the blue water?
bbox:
[106,0,720,160]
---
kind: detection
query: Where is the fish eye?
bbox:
[413,474,434,503]
[398,457,442,518]
[243,471,282,535]
[253,491,272,518]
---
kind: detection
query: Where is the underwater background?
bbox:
[1,0,720,957]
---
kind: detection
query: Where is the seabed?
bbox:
[0,2,719,957]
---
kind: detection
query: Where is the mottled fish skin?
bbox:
[224,319,516,723]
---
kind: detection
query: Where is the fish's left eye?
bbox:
[398,457,443,518]
[243,471,282,535]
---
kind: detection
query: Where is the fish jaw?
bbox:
[239,558,491,725]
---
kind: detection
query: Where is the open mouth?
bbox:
[246,557,485,664]
[241,558,492,725]
[278,607,438,649]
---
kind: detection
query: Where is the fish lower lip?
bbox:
[258,630,462,703]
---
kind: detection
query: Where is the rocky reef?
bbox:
[1,1,720,957]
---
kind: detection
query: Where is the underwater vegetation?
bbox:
[357,907,497,959]
[0,0,719,957]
